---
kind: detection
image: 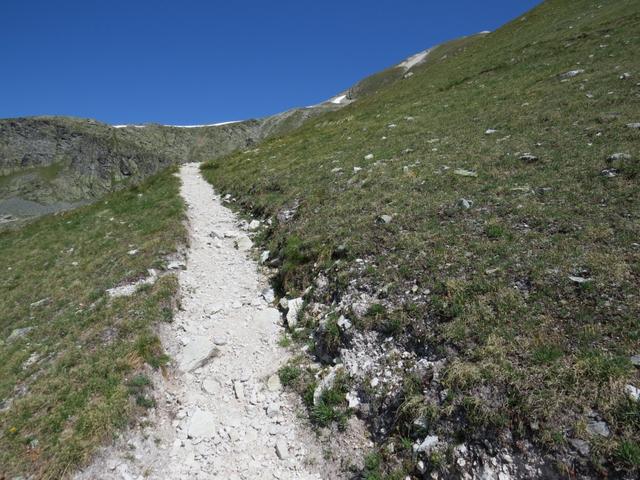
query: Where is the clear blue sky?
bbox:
[0,0,541,125]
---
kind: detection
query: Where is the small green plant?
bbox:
[278,364,302,386]
[616,440,640,468]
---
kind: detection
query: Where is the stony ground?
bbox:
[75,163,334,479]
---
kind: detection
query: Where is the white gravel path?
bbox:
[76,163,326,480]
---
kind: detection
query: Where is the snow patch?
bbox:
[330,94,348,105]
[398,48,433,71]
[111,121,241,129]
[163,121,241,128]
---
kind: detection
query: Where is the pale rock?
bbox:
[587,420,610,437]
[346,391,360,408]
[267,374,282,392]
[569,275,592,284]
[313,365,344,405]
[453,169,478,177]
[459,198,473,209]
[236,236,253,251]
[234,381,246,402]
[560,69,585,78]
[414,435,439,453]
[337,315,352,330]
[275,439,289,459]
[187,408,216,438]
[261,287,275,303]
[625,384,640,402]
[179,337,220,372]
[254,307,280,325]
[248,220,261,230]
[286,297,304,328]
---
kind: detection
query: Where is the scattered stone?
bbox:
[7,327,33,343]
[167,260,186,270]
[266,403,280,417]
[625,384,640,402]
[187,408,216,438]
[233,381,245,402]
[127,249,139,256]
[201,377,219,395]
[627,123,640,129]
[107,269,158,298]
[377,214,393,224]
[313,365,345,405]
[569,438,590,456]
[459,198,473,209]
[485,129,498,134]
[364,154,374,160]
[267,374,282,392]
[601,168,619,177]
[560,69,585,78]
[261,287,275,303]
[275,439,289,460]
[260,250,270,264]
[453,169,478,177]
[346,391,360,409]
[416,460,427,474]
[29,298,50,309]
[337,315,352,330]
[414,435,439,453]
[235,236,253,251]
[619,72,632,80]
[608,152,632,163]
[631,354,640,367]
[519,153,539,163]
[587,420,610,437]
[248,219,261,230]
[569,275,592,284]
[286,297,304,328]
[353,166,362,173]
[179,337,220,372]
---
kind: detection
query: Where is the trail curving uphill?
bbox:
[76,163,325,479]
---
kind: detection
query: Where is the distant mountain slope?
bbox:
[201,0,640,478]
[0,33,477,226]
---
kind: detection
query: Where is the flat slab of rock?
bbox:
[179,336,220,372]
[253,307,280,324]
[187,408,216,438]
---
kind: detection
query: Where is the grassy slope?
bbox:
[203,0,640,475]
[0,169,185,478]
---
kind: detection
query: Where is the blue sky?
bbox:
[0,1,541,125]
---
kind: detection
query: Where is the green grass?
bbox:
[0,168,185,478]
[202,0,640,475]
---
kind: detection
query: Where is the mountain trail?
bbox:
[76,163,330,479]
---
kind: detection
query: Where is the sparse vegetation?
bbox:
[0,169,185,478]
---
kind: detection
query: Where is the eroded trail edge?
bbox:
[77,163,325,480]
